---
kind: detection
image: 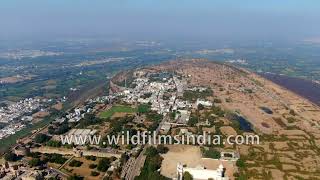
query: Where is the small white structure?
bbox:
[196,99,213,107]
[21,116,33,121]
[176,163,228,180]
[123,90,131,94]
[75,108,81,116]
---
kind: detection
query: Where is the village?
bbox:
[0,64,241,180]
[0,98,58,140]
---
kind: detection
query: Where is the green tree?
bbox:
[85,155,97,161]
[187,116,198,127]
[202,148,221,159]
[138,104,151,114]
[145,146,158,156]
[4,152,18,162]
[236,159,246,168]
[29,158,43,167]
[89,164,97,169]
[35,133,51,143]
[67,174,83,180]
[78,113,102,128]
[157,145,169,154]
[97,158,110,172]
[44,153,67,164]
[90,171,100,176]
[183,172,193,180]
[46,140,62,147]
[135,145,170,180]
[146,112,163,122]
[69,160,83,167]
[48,123,70,135]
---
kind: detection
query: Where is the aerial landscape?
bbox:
[1,1,320,180]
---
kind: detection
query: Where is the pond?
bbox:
[231,114,254,132]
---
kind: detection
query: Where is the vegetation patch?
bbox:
[183,88,213,101]
[138,103,151,114]
[201,147,221,159]
[97,158,111,172]
[69,159,83,167]
[44,153,68,164]
[135,146,169,180]
[99,105,136,119]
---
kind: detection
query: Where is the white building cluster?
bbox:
[0,98,50,140]
[0,123,25,139]
[120,72,214,128]
[121,75,181,115]
[122,74,193,117]
[0,98,46,123]
[54,95,113,124]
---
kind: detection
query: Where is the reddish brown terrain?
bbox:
[144,59,320,179]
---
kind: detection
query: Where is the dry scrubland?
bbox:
[148,60,320,179]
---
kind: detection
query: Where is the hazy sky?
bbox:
[1,0,320,42]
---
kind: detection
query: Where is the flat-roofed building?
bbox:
[177,163,228,180]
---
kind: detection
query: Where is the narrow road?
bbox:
[59,156,74,170]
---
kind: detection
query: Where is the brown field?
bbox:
[32,111,50,118]
[52,102,63,110]
[61,157,104,180]
[112,112,135,118]
[0,75,35,84]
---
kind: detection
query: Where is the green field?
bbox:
[99,105,136,119]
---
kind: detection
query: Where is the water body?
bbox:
[237,116,254,132]
[261,73,320,106]
[230,114,253,132]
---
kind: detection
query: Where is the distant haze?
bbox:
[1,0,320,42]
